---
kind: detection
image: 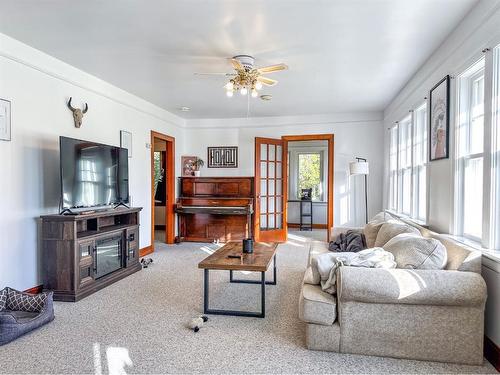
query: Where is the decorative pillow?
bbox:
[364,222,384,248]
[5,287,48,313]
[374,221,420,248]
[0,288,7,312]
[384,233,447,270]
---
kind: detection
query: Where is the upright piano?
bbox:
[175,177,254,243]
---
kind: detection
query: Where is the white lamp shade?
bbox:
[349,161,369,175]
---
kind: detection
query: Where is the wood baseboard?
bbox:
[24,285,43,294]
[287,223,328,229]
[485,336,500,371]
[140,245,154,257]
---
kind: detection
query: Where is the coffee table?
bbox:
[198,241,278,318]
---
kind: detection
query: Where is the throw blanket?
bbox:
[329,230,366,252]
[311,248,396,294]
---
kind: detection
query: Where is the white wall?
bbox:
[0,33,185,291]
[381,0,500,346]
[184,113,384,227]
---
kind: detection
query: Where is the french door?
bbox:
[254,137,287,242]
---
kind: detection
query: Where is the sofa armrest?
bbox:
[337,267,486,307]
[330,226,364,242]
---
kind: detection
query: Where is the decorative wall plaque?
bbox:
[207,146,238,168]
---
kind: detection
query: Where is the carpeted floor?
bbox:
[0,230,496,374]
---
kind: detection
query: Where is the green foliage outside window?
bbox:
[153,152,164,196]
[298,153,322,200]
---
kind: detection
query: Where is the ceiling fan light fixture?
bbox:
[251,89,258,98]
[240,87,248,96]
[226,90,234,97]
[225,81,234,91]
[255,81,263,90]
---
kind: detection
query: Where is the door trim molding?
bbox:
[151,131,176,250]
[282,134,334,242]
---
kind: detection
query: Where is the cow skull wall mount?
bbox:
[67,97,88,128]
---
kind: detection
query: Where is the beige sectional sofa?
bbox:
[299,211,487,365]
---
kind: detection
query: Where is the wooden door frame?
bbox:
[145,131,175,256]
[281,134,334,242]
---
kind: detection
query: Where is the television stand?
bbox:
[113,201,130,209]
[59,208,77,215]
[41,207,143,301]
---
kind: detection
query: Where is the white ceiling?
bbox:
[0,0,477,119]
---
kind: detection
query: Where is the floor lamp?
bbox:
[349,157,369,224]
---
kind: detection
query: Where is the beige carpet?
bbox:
[0,230,496,374]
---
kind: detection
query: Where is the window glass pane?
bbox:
[463,157,483,239]
[276,214,282,229]
[269,197,275,213]
[276,145,282,161]
[260,215,267,230]
[268,180,275,196]
[260,197,267,213]
[298,153,322,200]
[268,214,275,229]
[470,76,484,155]
[260,162,267,178]
[260,144,267,160]
[276,180,282,196]
[260,180,267,196]
[269,145,276,161]
[269,162,275,178]
[276,198,282,213]
[276,163,282,178]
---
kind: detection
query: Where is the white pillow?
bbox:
[374,221,421,247]
[384,233,447,270]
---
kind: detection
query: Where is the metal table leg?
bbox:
[204,269,267,318]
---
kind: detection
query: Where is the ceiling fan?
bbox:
[195,55,288,98]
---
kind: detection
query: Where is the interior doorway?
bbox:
[282,134,334,242]
[253,134,334,243]
[147,131,175,256]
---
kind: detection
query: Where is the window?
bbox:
[398,116,412,216]
[412,103,428,221]
[388,103,428,221]
[491,45,500,249]
[297,152,323,201]
[389,127,398,210]
[456,58,485,241]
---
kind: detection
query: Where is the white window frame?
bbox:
[388,104,428,223]
[454,54,495,248]
[296,151,325,201]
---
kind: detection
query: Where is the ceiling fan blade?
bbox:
[257,76,278,86]
[229,58,245,71]
[194,72,236,76]
[257,63,288,74]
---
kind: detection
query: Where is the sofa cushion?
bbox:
[5,288,48,313]
[384,233,447,270]
[299,283,337,326]
[374,221,421,248]
[0,289,7,312]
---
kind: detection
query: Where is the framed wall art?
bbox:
[429,75,450,161]
[207,146,238,168]
[181,155,198,176]
[0,99,11,141]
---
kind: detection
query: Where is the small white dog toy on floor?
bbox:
[140,258,153,268]
[189,315,209,332]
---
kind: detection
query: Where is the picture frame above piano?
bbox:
[207,146,238,168]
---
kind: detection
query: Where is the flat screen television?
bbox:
[60,136,129,210]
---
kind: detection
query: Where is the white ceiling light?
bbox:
[180,106,190,112]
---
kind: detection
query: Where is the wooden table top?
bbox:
[198,241,278,272]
